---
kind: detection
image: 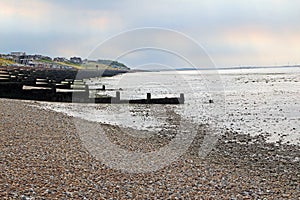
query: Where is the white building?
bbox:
[11,52,26,57]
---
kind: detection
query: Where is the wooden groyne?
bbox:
[91,92,184,104]
[57,86,184,104]
[0,66,127,85]
[0,66,184,104]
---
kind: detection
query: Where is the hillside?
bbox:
[81,60,130,71]
[0,53,130,71]
[0,58,15,66]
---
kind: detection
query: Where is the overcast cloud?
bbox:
[0,0,299,68]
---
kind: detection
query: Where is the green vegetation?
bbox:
[81,62,113,70]
[55,61,81,69]
[109,60,128,68]
[0,54,129,71]
[38,59,53,63]
[37,59,117,70]
[0,58,15,66]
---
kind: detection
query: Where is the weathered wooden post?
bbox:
[85,85,89,101]
[147,93,151,103]
[179,93,184,104]
[51,84,56,101]
[116,91,120,103]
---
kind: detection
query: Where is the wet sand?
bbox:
[0,98,299,199]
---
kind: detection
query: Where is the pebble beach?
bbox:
[0,98,299,199]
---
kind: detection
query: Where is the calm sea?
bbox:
[40,67,300,145]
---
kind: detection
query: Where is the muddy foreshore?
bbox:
[0,98,299,199]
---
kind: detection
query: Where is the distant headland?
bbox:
[0,51,130,71]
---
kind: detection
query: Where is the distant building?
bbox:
[33,55,52,61]
[70,57,82,64]
[11,52,26,57]
[0,54,13,60]
[41,56,52,61]
[18,55,33,65]
[54,57,68,62]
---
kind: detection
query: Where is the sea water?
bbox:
[39,67,300,145]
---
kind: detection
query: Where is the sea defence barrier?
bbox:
[0,66,184,104]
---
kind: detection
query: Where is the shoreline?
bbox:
[0,98,299,198]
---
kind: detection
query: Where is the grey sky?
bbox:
[0,0,299,68]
